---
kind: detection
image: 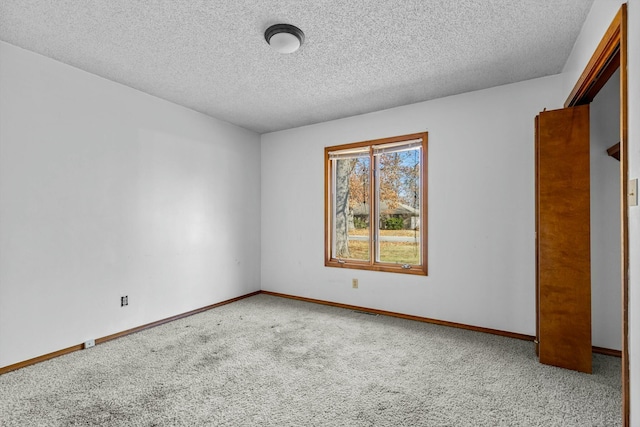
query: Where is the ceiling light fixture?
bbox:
[264,24,304,54]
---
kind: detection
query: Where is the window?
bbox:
[325,132,427,275]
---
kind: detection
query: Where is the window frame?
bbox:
[324,132,428,276]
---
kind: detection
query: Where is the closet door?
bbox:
[536,104,591,373]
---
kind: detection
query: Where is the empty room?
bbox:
[1,1,639,426]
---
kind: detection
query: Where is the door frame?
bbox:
[564,4,628,425]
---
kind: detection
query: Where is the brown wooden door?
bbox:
[535,104,592,373]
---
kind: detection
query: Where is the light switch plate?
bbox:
[630,179,638,206]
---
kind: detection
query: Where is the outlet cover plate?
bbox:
[84,339,95,349]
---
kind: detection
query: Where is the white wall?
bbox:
[261,74,566,336]
[590,69,622,351]
[0,41,261,368]
[564,0,639,423]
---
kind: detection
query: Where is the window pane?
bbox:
[332,156,370,261]
[375,147,421,265]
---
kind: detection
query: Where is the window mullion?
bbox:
[368,148,375,266]
[373,152,380,265]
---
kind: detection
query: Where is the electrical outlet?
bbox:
[84,339,95,349]
[352,278,358,289]
[121,295,128,307]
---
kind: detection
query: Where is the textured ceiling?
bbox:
[0,1,594,133]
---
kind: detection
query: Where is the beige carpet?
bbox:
[0,294,621,426]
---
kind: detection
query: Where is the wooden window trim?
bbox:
[324,132,428,276]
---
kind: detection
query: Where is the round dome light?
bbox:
[265,24,304,54]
